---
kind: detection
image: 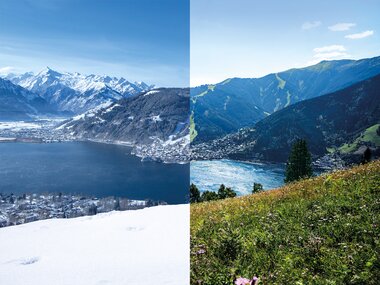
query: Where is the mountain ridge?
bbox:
[5,67,154,114]
[60,88,190,163]
[0,78,55,120]
[192,73,380,163]
[191,56,380,143]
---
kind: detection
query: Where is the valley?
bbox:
[191,71,380,166]
[190,56,380,196]
[1,68,190,164]
[0,68,190,216]
[191,56,380,143]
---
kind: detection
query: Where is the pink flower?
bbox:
[196,249,206,255]
[251,276,259,285]
[235,276,259,285]
[235,277,251,285]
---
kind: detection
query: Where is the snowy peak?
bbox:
[6,68,153,97]
[4,68,154,114]
[37,66,62,77]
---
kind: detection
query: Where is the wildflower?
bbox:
[235,276,259,285]
[235,277,251,285]
[196,249,206,255]
[251,276,259,285]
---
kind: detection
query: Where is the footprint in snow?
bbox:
[125,226,144,231]
[4,256,40,265]
[20,256,40,265]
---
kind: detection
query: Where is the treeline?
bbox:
[190,184,235,203]
[190,139,313,204]
[190,182,264,203]
[190,138,374,204]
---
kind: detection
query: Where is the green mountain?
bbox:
[192,74,380,163]
[191,56,380,143]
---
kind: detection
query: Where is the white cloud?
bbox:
[313,45,346,53]
[345,30,374,39]
[313,51,349,60]
[302,21,321,30]
[328,23,356,31]
[307,45,350,66]
[0,66,15,75]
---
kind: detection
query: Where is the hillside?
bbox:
[0,205,189,285]
[191,160,380,284]
[192,74,380,163]
[191,56,380,142]
[0,78,55,120]
[60,88,190,162]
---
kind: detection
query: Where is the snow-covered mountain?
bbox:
[0,78,54,120]
[5,67,154,114]
[60,88,190,163]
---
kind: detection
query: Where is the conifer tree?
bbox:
[190,183,201,203]
[362,147,372,164]
[200,190,219,202]
[217,184,236,199]
[285,139,313,183]
[252,183,263,194]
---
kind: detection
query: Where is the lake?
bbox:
[0,142,189,204]
[190,159,285,195]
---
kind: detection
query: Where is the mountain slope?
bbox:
[191,85,268,142]
[191,56,380,142]
[0,78,54,120]
[192,74,380,162]
[60,88,190,162]
[5,68,153,114]
[191,161,380,284]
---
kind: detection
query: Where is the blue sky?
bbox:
[0,0,189,87]
[191,0,380,86]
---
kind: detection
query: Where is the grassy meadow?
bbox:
[191,160,380,284]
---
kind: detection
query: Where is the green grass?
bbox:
[339,124,380,153]
[285,91,291,107]
[193,85,216,101]
[362,124,380,145]
[208,84,216,91]
[275,73,286,90]
[190,112,198,142]
[191,160,380,284]
[326,147,335,153]
[196,90,209,98]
